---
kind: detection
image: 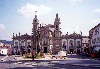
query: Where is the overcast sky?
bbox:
[0,0,100,40]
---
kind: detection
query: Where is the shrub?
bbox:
[24,53,32,58]
[34,53,40,59]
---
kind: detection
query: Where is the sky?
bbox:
[0,0,100,41]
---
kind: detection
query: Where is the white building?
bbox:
[0,47,12,55]
[82,36,90,52]
[62,32,82,53]
[89,23,100,51]
[12,33,32,54]
[0,42,4,47]
[0,48,8,55]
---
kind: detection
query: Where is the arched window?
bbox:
[56,25,58,30]
[69,40,73,48]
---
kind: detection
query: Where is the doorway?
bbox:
[44,47,47,53]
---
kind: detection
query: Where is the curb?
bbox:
[70,64,100,68]
[1,56,8,61]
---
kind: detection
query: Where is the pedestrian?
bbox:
[31,49,34,60]
[81,50,84,59]
[71,52,72,55]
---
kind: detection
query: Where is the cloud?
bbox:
[92,8,100,13]
[17,3,52,17]
[69,0,83,2]
[0,24,5,31]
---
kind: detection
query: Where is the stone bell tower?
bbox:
[53,13,62,54]
[32,14,39,50]
[54,13,60,30]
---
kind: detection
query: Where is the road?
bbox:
[0,56,6,60]
[0,54,100,69]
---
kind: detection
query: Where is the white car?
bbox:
[51,51,67,59]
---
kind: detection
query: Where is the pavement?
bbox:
[0,54,100,69]
[14,54,100,64]
[13,54,100,68]
[0,55,8,61]
[15,54,100,61]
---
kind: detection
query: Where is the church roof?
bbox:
[62,32,82,39]
[12,33,31,40]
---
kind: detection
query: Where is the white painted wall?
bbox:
[20,40,25,46]
[0,49,8,55]
[82,38,89,43]
[91,25,100,47]
[0,42,4,47]
[49,27,55,32]
[14,40,19,46]
[27,40,31,46]
[50,45,53,50]
[14,39,31,51]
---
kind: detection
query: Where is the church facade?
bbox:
[32,13,62,54]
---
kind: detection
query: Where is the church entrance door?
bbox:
[44,47,47,53]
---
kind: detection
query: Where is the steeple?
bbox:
[54,13,60,23]
[56,13,58,18]
[33,14,39,23]
[32,11,39,50]
[32,11,39,31]
[35,14,37,18]
[54,13,61,30]
[33,11,39,23]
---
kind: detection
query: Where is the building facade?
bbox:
[82,36,90,53]
[32,13,62,54]
[39,24,53,54]
[89,23,100,52]
[62,32,82,53]
[0,42,12,55]
[12,33,31,54]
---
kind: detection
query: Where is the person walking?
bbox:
[31,49,34,60]
[81,50,84,59]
